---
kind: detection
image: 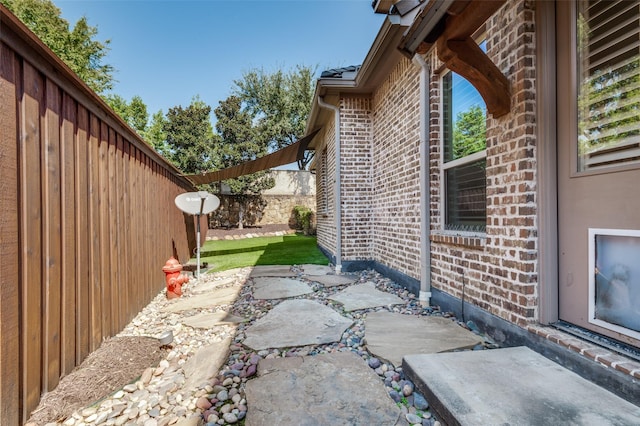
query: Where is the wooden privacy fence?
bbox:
[0,7,202,423]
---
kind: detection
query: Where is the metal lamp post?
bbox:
[175,191,220,280]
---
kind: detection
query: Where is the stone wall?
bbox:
[212,170,317,229]
[210,194,316,229]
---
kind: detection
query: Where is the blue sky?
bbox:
[56,0,386,117]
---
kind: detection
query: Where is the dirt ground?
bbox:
[26,336,167,425]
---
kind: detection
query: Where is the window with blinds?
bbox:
[578,0,640,171]
[318,147,328,213]
[441,42,487,232]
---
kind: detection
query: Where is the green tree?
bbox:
[162,97,216,175]
[102,94,149,136]
[3,0,115,94]
[146,110,168,156]
[127,96,149,135]
[452,105,486,159]
[214,95,275,228]
[233,64,316,169]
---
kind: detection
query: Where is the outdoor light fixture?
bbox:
[174,191,221,279]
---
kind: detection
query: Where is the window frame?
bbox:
[439,64,488,233]
[318,146,329,214]
[572,0,640,176]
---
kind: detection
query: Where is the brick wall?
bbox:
[341,97,374,261]
[314,1,537,326]
[428,0,538,326]
[316,124,337,256]
[370,59,422,278]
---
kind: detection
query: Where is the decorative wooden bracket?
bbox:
[437,36,511,117]
[438,0,510,117]
[414,0,510,118]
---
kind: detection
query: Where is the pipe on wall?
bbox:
[412,53,432,305]
[317,96,342,273]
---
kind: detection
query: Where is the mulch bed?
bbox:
[27,336,166,425]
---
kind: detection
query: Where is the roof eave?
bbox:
[397,0,456,57]
[306,15,412,146]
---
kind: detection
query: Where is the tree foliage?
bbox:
[233,65,316,169]
[162,97,216,175]
[146,110,168,156]
[3,0,115,94]
[103,94,149,136]
[452,105,486,159]
[214,96,274,195]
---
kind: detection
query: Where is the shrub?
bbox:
[293,205,314,235]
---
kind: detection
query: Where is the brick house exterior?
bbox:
[307,0,640,401]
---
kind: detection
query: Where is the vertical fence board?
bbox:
[2,12,198,422]
[21,61,44,419]
[0,41,21,425]
[98,122,111,339]
[123,141,132,318]
[140,154,147,301]
[107,129,118,332]
[88,114,102,351]
[144,156,152,300]
[116,135,125,327]
[43,78,62,392]
[61,92,77,376]
[75,105,90,362]
[129,147,137,313]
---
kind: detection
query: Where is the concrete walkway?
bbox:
[404,347,640,425]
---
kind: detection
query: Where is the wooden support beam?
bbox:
[436,0,510,117]
[443,0,505,40]
[438,36,511,117]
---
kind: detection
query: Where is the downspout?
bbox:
[317,96,342,273]
[412,54,431,305]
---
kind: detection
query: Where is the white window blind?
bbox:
[578,0,640,171]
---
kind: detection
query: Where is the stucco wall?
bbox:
[262,169,316,196]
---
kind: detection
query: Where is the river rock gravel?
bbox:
[36,265,494,426]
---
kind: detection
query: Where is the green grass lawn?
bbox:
[196,233,329,272]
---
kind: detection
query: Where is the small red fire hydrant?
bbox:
[162,257,188,299]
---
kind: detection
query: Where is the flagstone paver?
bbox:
[300,264,334,276]
[307,274,358,287]
[251,277,314,299]
[365,311,483,366]
[181,311,246,328]
[249,265,297,277]
[329,282,404,311]
[182,337,232,392]
[162,286,241,313]
[189,276,236,294]
[243,299,353,350]
[244,352,401,426]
